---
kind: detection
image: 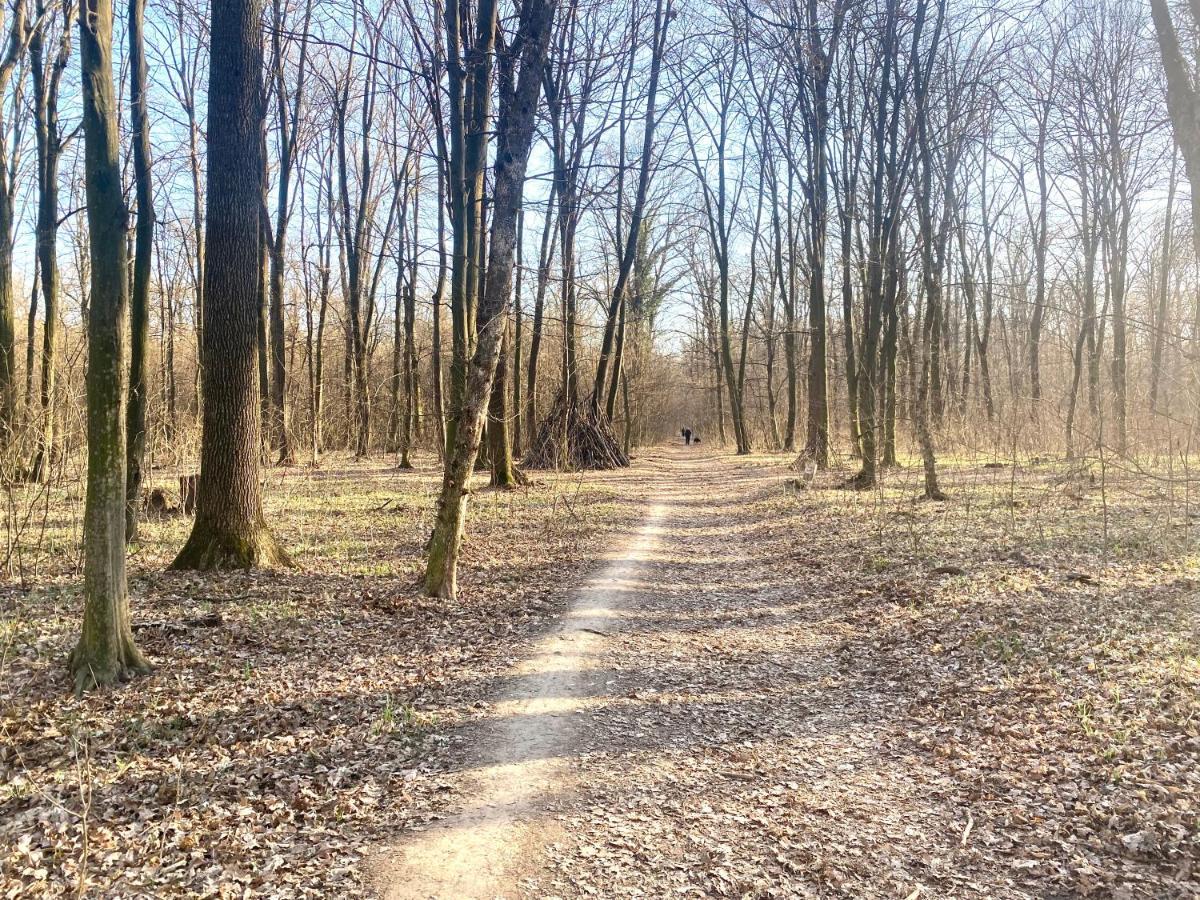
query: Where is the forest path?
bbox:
[370,446,775,898]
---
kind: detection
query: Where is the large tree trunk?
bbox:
[173,0,288,570]
[1152,0,1200,320]
[70,0,150,692]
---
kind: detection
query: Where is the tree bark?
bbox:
[264,0,312,466]
[1151,0,1200,293]
[487,316,517,487]
[70,0,150,692]
[30,0,71,484]
[524,180,556,451]
[426,0,555,599]
[125,0,153,538]
[172,0,288,570]
[1151,154,1178,412]
[0,0,26,454]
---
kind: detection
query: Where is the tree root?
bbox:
[170,522,292,570]
[842,469,876,491]
[489,466,531,490]
[68,634,151,696]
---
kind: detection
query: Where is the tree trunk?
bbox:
[512,207,524,457]
[431,156,448,456]
[1151,155,1178,412]
[488,316,517,487]
[125,0,153,539]
[264,0,311,467]
[0,2,25,455]
[172,0,288,570]
[782,172,797,452]
[425,0,555,599]
[799,0,839,467]
[400,174,420,466]
[31,1,71,484]
[592,0,669,418]
[70,0,150,692]
[23,263,36,413]
[524,181,556,451]
[881,255,900,468]
[267,242,293,463]
[257,227,270,450]
[1151,0,1200,335]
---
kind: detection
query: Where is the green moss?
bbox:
[170,518,292,570]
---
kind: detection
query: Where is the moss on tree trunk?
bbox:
[172,517,290,569]
[70,0,149,693]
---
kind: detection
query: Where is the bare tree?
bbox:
[172,0,289,569]
[425,0,557,599]
[70,0,149,691]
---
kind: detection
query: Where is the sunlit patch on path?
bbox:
[372,498,668,898]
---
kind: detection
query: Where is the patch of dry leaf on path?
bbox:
[1,455,643,898]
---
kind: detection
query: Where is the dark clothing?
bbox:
[682,428,692,446]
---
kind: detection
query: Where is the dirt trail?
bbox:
[372,454,684,899]
[371,447,1012,898]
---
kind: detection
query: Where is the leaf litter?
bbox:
[4,448,1200,898]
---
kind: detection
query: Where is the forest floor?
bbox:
[3,444,1199,897]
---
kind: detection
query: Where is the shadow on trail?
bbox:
[396,447,919,778]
